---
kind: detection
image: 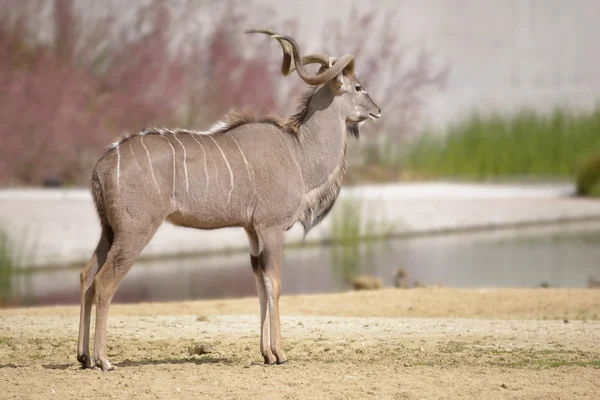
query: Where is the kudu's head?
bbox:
[247,29,381,136]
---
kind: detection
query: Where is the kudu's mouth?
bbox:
[370,112,381,119]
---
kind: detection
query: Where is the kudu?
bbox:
[76,28,381,371]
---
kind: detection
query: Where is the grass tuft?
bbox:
[576,152,600,197]
[0,226,16,306]
[0,223,36,307]
[401,107,600,179]
[329,198,393,284]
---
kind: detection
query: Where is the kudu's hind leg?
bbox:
[258,228,288,364]
[77,232,111,369]
[92,225,159,371]
[245,229,277,365]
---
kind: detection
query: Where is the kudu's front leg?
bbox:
[245,229,277,365]
[258,228,288,364]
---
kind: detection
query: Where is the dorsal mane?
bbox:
[283,86,316,135]
[107,88,318,151]
[202,86,317,137]
[205,106,289,136]
[136,107,292,140]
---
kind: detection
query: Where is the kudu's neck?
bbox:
[295,85,348,192]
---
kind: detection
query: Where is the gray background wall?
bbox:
[256,0,600,128]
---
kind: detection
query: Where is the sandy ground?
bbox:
[1,288,599,399]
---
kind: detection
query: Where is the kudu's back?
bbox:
[92,121,304,235]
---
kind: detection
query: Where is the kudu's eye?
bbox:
[355,84,364,92]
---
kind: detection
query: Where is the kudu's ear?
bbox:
[342,58,355,78]
[324,57,345,90]
[334,71,355,92]
[334,74,345,89]
[329,56,356,90]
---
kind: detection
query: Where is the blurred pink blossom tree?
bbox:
[0,1,439,186]
[1,0,192,185]
[0,0,289,186]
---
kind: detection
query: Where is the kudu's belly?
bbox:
[165,187,257,230]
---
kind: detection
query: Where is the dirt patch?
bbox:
[1,288,599,399]
[4,288,600,320]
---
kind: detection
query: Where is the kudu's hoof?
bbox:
[264,355,288,365]
[275,351,288,365]
[263,354,277,365]
[77,354,94,369]
[95,358,115,371]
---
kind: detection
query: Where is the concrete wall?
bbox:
[3,183,600,268]
[67,0,600,130]
[258,0,600,128]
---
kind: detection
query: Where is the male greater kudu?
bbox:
[77,28,381,371]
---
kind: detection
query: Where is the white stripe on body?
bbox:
[140,136,162,198]
[159,135,177,200]
[230,136,254,190]
[115,144,120,190]
[208,136,234,205]
[190,135,209,202]
[173,133,189,194]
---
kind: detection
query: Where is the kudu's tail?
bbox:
[90,169,114,245]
